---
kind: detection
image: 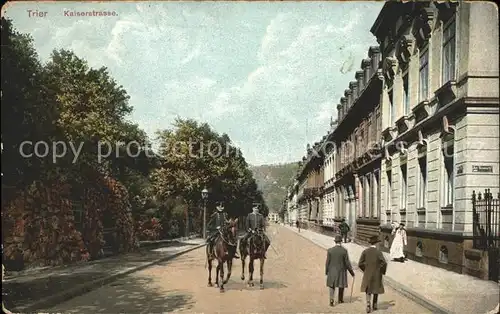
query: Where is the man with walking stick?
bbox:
[358,235,387,313]
[325,235,355,307]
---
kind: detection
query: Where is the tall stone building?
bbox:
[373,2,499,274]
[322,118,338,227]
[332,46,384,243]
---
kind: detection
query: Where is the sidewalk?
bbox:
[285,225,499,314]
[3,238,205,313]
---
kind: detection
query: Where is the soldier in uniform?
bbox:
[206,201,239,258]
[241,203,270,258]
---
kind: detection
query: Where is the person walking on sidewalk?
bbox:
[339,218,350,243]
[390,222,407,262]
[296,220,300,233]
[325,235,355,307]
[358,235,387,313]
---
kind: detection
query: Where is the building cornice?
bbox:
[334,69,384,137]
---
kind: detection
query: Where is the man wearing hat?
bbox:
[241,203,270,258]
[325,235,355,306]
[339,218,350,243]
[358,235,387,313]
[206,201,239,259]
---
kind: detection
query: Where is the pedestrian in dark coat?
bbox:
[339,218,350,243]
[325,235,355,306]
[358,235,387,313]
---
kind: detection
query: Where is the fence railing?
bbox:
[472,189,500,250]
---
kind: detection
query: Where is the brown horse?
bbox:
[206,218,238,292]
[239,230,267,289]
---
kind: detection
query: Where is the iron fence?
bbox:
[472,189,500,249]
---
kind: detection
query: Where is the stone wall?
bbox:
[379,225,494,279]
[462,247,489,280]
[355,218,381,245]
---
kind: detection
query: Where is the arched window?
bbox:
[416,240,423,257]
[439,245,449,264]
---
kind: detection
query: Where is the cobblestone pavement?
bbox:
[45,225,429,313]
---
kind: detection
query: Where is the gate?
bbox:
[472,189,500,282]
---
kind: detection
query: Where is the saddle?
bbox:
[248,230,266,255]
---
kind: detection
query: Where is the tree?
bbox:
[1,17,61,190]
[151,119,265,234]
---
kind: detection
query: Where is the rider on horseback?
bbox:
[206,201,239,259]
[241,203,270,258]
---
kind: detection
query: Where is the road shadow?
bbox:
[3,245,199,312]
[231,280,288,291]
[47,277,194,313]
[4,270,116,311]
[377,300,396,310]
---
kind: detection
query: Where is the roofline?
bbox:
[370,2,391,38]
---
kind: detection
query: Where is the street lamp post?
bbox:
[201,187,209,239]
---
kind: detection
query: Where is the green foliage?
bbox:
[1,17,61,187]
[151,118,265,220]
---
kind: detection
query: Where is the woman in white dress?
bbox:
[390,223,407,262]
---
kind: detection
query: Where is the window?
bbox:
[439,246,449,264]
[442,138,455,207]
[375,171,380,218]
[368,174,374,217]
[442,19,456,84]
[417,154,428,209]
[389,89,395,125]
[416,241,423,257]
[386,170,392,213]
[400,163,408,209]
[403,73,410,115]
[419,49,429,102]
[362,177,367,217]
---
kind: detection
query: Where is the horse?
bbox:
[205,218,238,292]
[239,229,267,289]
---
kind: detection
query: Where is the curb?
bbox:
[13,243,206,313]
[284,226,451,314]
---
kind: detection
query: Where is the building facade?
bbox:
[268,212,279,223]
[322,119,338,227]
[373,2,499,276]
[286,181,299,224]
[296,142,324,227]
[332,46,384,244]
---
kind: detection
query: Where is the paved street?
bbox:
[45,225,429,313]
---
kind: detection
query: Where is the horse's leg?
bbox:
[206,245,214,287]
[248,257,255,287]
[215,262,220,288]
[240,253,246,281]
[219,259,225,292]
[224,258,232,284]
[259,257,265,289]
[207,258,213,287]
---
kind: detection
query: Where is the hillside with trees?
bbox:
[250,162,299,214]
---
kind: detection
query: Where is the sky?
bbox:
[3,1,383,166]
